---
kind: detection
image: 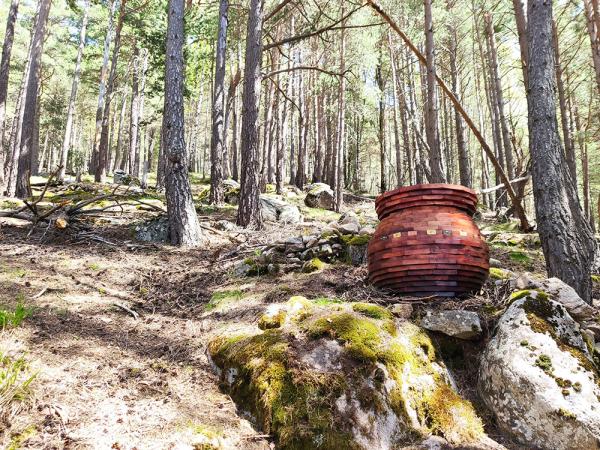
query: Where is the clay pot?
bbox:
[368,184,489,297]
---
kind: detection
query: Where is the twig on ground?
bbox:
[113,303,140,319]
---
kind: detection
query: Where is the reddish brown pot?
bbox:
[368,184,489,297]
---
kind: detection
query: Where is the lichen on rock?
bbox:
[479,291,600,450]
[208,298,486,449]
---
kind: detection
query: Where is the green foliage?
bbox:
[0,352,37,418]
[206,289,244,311]
[0,300,33,330]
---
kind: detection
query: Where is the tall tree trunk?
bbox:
[448,21,471,187]
[96,0,126,182]
[527,0,596,303]
[163,0,204,246]
[231,90,239,181]
[15,0,52,198]
[583,0,600,95]
[91,0,117,175]
[485,13,515,180]
[237,0,263,228]
[0,0,20,191]
[388,35,403,188]
[552,21,576,183]
[376,57,387,193]
[128,46,142,177]
[512,0,529,89]
[209,0,228,204]
[59,2,88,182]
[334,2,346,212]
[423,0,445,183]
[116,92,128,171]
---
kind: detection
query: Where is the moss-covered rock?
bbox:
[208,299,486,449]
[302,258,326,274]
[489,267,513,280]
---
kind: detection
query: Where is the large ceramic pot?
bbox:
[368,184,489,297]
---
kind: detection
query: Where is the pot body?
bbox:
[368,184,489,297]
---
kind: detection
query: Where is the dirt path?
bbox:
[0,229,271,449]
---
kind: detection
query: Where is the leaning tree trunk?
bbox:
[512,0,529,89]
[59,2,89,182]
[15,0,52,198]
[163,0,204,246]
[527,0,596,304]
[236,0,263,228]
[209,0,228,205]
[423,0,445,183]
[0,0,20,188]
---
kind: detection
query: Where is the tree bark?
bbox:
[209,0,228,205]
[334,1,346,212]
[237,0,263,228]
[96,0,126,182]
[551,21,576,184]
[0,0,20,188]
[583,0,600,95]
[512,0,529,89]
[15,0,52,198]
[59,2,89,182]
[527,0,596,304]
[91,0,117,175]
[376,56,387,193]
[163,0,204,246]
[484,13,515,180]
[423,0,445,183]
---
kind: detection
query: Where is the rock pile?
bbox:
[304,183,335,210]
[236,212,373,276]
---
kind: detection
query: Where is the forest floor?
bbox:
[0,178,550,449]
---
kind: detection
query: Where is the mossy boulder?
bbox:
[479,291,600,450]
[208,299,487,449]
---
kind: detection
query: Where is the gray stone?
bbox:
[489,258,502,268]
[512,275,597,323]
[347,244,368,266]
[213,220,236,232]
[390,303,413,319]
[113,170,130,185]
[338,211,360,227]
[135,216,169,243]
[479,291,600,450]
[233,261,252,278]
[337,222,360,234]
[319,244,333,255]
[359,226,376,236]
[420,310,482,340]
[260,196,302,224]
[305,183,335,210]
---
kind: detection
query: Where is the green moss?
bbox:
[208,330,357,449]
[556,408,577,420]
[509,251,532,263]
[489,268,511,280]
[422,384,484,444]
[535,354,553,375]
[305,313,383,362]
[351,303,392,321]
[206,289,244,311]
[259,310,287,330]
[311,297,342,306]
[341,234,371,246]
[302,258,326,274]
[592,275,600,284]
[7,424,37,450]
[510,290,531,301]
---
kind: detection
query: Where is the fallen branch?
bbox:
[479,175,531,194]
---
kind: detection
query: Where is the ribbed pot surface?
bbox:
[368,184,489,297]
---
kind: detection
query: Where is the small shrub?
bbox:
[0,300,33,330]
[0,352,36,420]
